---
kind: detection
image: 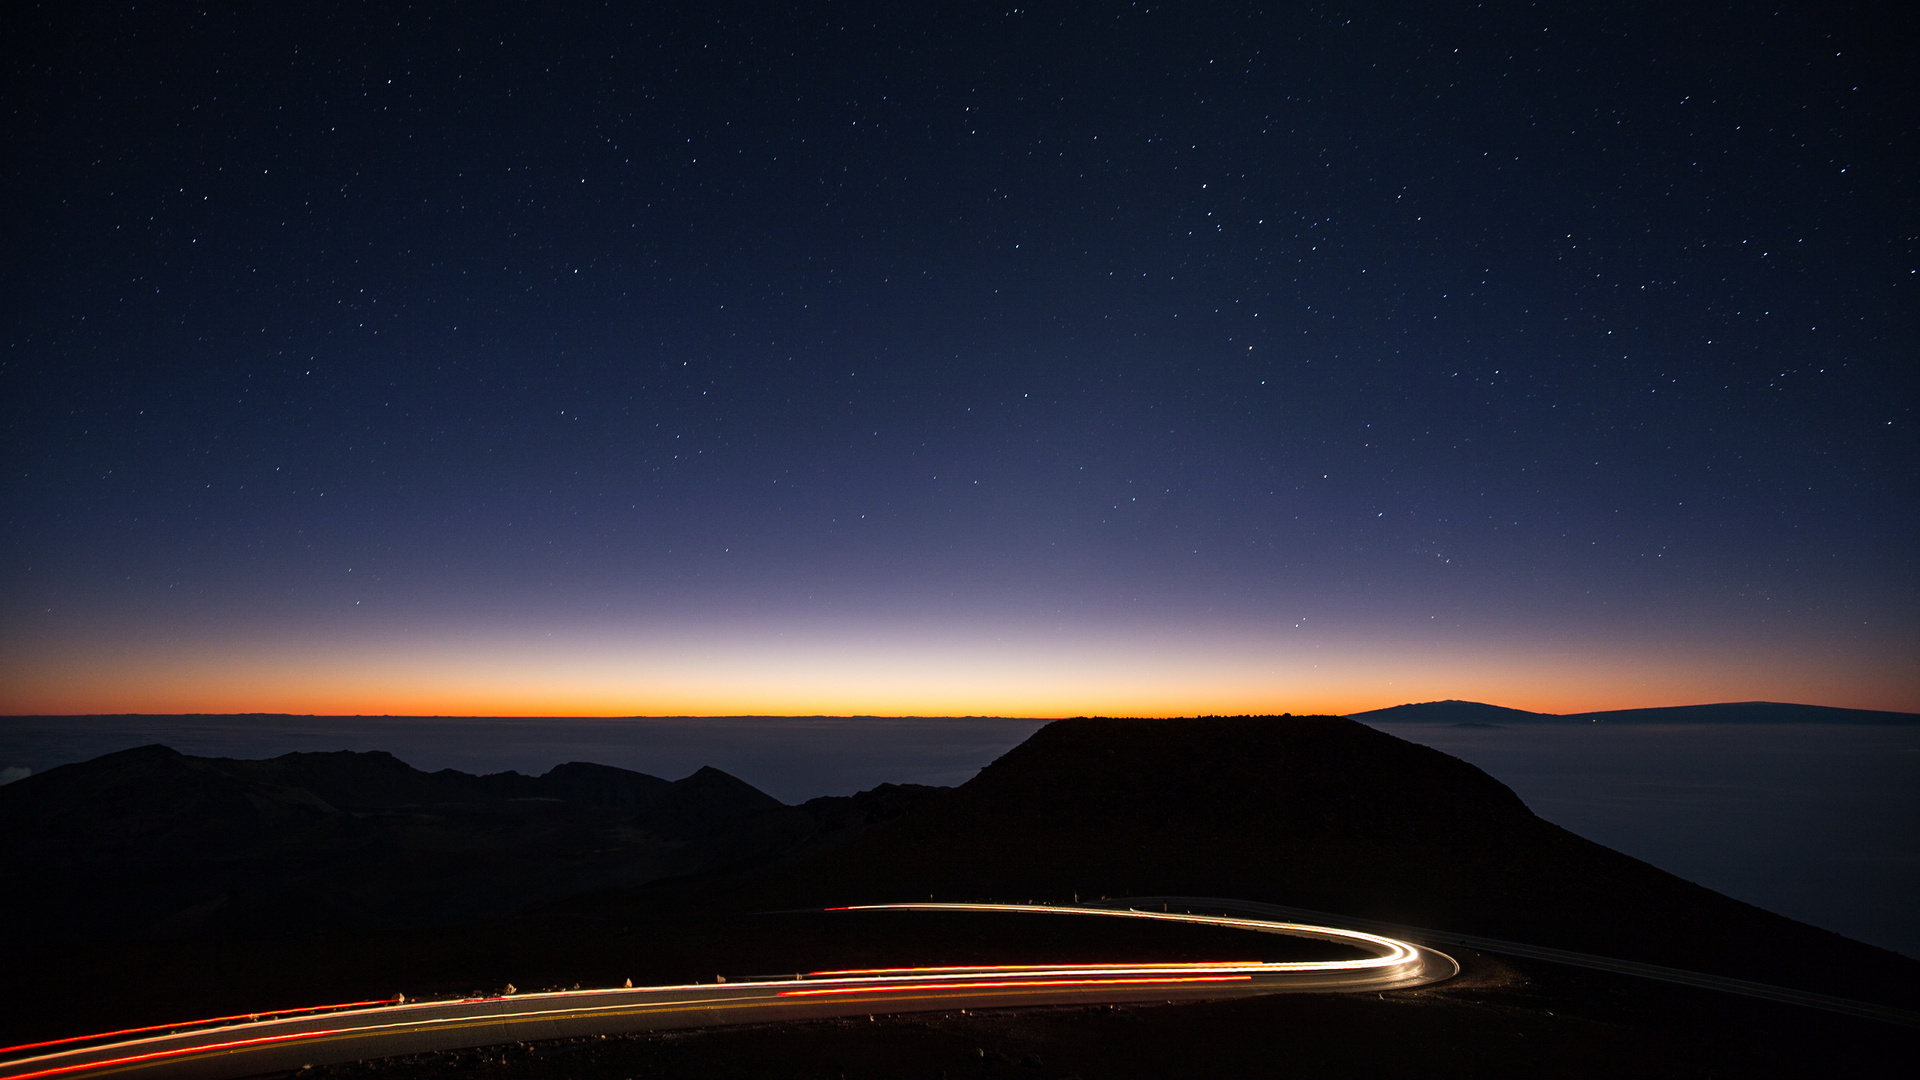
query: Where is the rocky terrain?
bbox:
[3,714,1912,1076]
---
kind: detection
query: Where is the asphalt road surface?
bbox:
[0,902,1456,1080]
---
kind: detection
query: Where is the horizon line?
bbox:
[5,698,1917,721]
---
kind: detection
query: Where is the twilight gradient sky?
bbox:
[3,2,1915,716]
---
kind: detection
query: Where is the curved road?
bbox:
[0,903,1456,1080]
[1115,895,1920,1028]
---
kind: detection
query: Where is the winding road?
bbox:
[0,902,1457,1080]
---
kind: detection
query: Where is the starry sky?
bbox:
[4,2,1914,717]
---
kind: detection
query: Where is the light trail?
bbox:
[0,902,1456,1080]
[0,999,399,1057]
[1119,895,1920,1028]
[776,975,1256,996]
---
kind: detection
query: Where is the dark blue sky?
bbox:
[4,2,1914,715]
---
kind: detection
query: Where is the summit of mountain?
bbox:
[702,714,1918,1009]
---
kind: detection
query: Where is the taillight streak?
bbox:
[1,1029,347,1080]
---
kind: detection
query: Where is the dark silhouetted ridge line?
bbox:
[1107,897,1920,1028]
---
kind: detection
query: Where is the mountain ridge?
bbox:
[1350,700,1919,724]
[600,714,1919,1010]
[0,745,939,939]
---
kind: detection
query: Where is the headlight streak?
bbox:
[823,902,1427,977]
[0,902,1454,1080]
[803,961,1269,976]
[777,974,1256,997]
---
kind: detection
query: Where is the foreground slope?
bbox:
[709,714,1917,1007]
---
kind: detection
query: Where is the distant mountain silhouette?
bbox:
[1349,699,1918,724]
[0,745,939,938]
[1346,700,1548,724]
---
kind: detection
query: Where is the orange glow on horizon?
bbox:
[3,620,1914,717]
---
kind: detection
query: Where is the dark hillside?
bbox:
[3,718,1914,1071]
[0,746,815,938]
[712,715,1919,1008]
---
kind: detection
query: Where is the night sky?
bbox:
[4,2,1914,716]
